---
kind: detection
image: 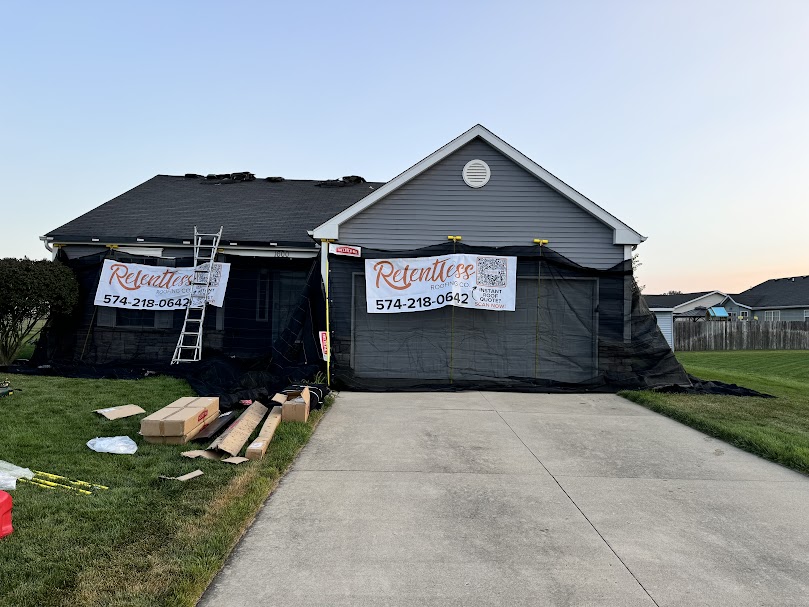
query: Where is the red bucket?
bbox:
[0,491,12,538]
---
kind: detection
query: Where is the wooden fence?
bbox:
[674,320,809,351]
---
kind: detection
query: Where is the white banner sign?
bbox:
[94,259,231,310]
[365,254,517,313]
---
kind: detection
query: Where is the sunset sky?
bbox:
[2,0,807,294]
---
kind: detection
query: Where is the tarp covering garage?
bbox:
[327,242,688,391]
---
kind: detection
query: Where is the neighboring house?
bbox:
[39,125,682,388]
[645,277,809,349]
[644,292,729,350]
[728,277,809,322]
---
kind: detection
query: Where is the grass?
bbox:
[11,319,46,362]
[621,350,809,475]
[0,373,332,607]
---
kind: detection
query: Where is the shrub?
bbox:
[0,258,79,364]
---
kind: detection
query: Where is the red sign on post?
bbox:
[319,331,329,361]
[328,243,362,258]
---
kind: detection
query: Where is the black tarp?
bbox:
[326,242,690,391]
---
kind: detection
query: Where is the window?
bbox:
[738,310,749,321]
[764,310,781,321]
[805,310,809,320]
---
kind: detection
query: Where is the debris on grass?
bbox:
[207,402,267,456]
[86,436,138,454]
[94,404,145,420]
[159,470,203,482]
[246,405,282,460]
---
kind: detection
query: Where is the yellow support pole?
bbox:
[321,240,335,387]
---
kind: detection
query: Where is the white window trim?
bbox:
[764,310,781,322]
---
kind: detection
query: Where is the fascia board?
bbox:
[312,125,645,244]
[752,304,809,311]
[721,295,753,309]
[50,240,316,253]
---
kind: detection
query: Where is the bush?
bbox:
[0,258,79,364]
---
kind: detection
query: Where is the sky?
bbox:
[1,0,807,294]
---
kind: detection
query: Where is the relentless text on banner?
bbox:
[94,260,231,310]
[365,254,517,313]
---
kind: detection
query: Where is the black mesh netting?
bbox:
[23,242,692,395]
[26,248,329,408]
[327,242,690,391]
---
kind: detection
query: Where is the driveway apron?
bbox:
[198,392,809,607]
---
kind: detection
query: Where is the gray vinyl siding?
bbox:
[339,139,624,269]
[654,311,674,350]
[753,308,807,321]
[720,301,748,320]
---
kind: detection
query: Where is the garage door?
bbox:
[351,275,598,383]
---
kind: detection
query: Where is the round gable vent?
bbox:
[462,159,491,188]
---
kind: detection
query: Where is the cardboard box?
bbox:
[274,387,310,423]
[143,418,207,444]
[207,402,268,456]
[141,397,219,437]
[245,406,282,460]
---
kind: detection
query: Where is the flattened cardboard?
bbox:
[207,402,268,456]
[192,411,236,441]
[141,397,219,437]
[181,450,222,460]
[159,469,203,482]
[246,406,282,460]
[276,387,310,423]
[95,405,146,420]
[221,456,249,465]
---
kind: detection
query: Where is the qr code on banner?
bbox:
[197,262,223,287]
[476,256,508,287]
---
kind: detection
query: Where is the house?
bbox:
[645,278,809,349]
[38,125,686,389]
[643,292,728,350]
[727,277,809,322]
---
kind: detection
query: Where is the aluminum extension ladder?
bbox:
[171,226,223,364]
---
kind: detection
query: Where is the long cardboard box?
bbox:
[141,397,219,437]
[274,387,310,423]
[143,412,218,444]
[245,406,282,460]
[207,402,268,456]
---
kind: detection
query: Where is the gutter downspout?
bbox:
[39,236,55,260]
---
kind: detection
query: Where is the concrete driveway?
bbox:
[199,392,809,606]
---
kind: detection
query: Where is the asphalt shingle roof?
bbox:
[46,175,384,247]
[732,276,809,308]
[643,292,711,309]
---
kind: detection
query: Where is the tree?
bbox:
[663,290,683,295]
[0,258,79,365]
[632,252,645,293]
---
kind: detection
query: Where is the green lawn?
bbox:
[0,374,330,607]
[621,350,809,475]
[12,319,46,361]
